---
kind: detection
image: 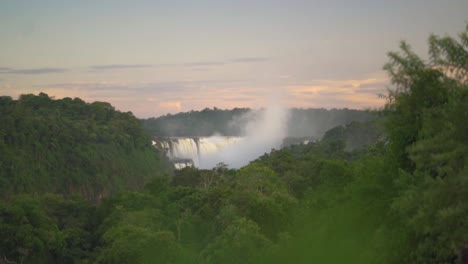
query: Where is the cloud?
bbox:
[159,101,182,110]
[85,56,271,72]
[182,61,226,67]
[289,78,386,93]
[25,79,267,117]
[33,78,251,93]
[0,67,68,75]
[2,71,387,118]
[1,55,255,77]
[90,64,154,70]
[182,57,270,67]
[286,77,388,109]
[229,57,270,63]
[34,81,131,90]
[0,83,13,90]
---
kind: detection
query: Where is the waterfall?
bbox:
[153,136,244,168]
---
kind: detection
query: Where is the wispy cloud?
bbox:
[0,67,68,75]
[90,64,154,70]
[2,70,386,117]
[229,57,270,63]
[11,68,67,74]
[182,57,270,67]
[286,77,387,109]
[34,81,132,91]
[86,57,271,72]
[182,61,225,67]
[17,78,266,117]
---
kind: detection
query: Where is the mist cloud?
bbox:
[199,98,289,169]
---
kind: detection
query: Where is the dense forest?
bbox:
[0,27,467,263]
[141,107,376,138]
[0,94,173,201]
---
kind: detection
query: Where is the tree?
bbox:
[201,218,272,264]
[229,165,296,238]
[0,196,65,263]
[385,25,468,263]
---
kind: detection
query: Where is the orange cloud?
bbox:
[340,93,385,107]
[285,76,388,109]
[288,77,385,95]
[288,85,328,96]
[159,101,182,110]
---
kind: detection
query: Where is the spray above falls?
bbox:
[153,100,290,169]
[201,103,289,168]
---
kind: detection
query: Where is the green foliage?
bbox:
[0,94,173,201]
[201,218,272,264]
[0,196,65,263]
[142,107,250,137]
[98,226,182,264]
[383,25,468,263]
[0,194,99,264]
[40,194,97,262]
[229,165,297,238]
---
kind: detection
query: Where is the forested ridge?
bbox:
[141,107,376,138]
[0,27,467,263]
[0,94,173,201]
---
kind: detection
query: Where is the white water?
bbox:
[153,136,244,168]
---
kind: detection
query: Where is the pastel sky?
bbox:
[1,0,467,117]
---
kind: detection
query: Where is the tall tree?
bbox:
[385,25,468,263]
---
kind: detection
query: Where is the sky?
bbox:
[0,0,467,118]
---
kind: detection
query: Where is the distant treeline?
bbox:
[287,108,377,137]
[142,107,250,137]
[141,107,377,138]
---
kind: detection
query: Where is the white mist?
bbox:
[199,97,289,169]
